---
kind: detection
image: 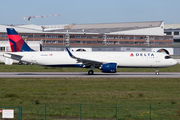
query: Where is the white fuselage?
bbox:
[3,51,177,68]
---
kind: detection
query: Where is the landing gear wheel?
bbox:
[155,72,159,75]
[155,68,159,75]
[88,70,94,75]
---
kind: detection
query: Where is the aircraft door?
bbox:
[31,53,36,63]
[155,54,161,62]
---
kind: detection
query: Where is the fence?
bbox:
[0,104,179,120]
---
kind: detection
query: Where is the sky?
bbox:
[1,0,180,25]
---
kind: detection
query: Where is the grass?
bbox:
[0,63,180,119]
[0,63,180,72]
[0,78,180,119]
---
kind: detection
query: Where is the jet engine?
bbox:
[102,63,117,73]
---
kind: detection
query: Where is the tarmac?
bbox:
[0,72,180,78]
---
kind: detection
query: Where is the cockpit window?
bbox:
[76,49,86,52]
[165,56,171,59]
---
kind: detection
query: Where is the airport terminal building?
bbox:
[164,24,180,55]
[0,21,179,63]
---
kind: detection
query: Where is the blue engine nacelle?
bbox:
[102,63,117,73]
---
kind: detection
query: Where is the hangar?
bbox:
[164,24,180,55]
[0,21,176,63]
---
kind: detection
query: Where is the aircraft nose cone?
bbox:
[173,59,178,65]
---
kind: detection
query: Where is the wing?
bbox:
[66,48,103,68]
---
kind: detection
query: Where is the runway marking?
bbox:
[0,72,180,78]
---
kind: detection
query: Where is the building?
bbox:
[164,24,180,55]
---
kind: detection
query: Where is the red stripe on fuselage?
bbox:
[8,35,24,52]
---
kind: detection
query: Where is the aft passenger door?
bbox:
[31,53,36,63]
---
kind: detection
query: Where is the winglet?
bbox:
[66,47,75,58]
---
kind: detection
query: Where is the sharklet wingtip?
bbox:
[66,47,74,58]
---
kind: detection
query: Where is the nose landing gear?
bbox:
[155,68,159,75]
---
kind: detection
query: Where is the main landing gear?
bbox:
[88,65,95,75]
[88,70,94,75]
[155,68,159,75]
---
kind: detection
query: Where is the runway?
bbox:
[0,72,180,78]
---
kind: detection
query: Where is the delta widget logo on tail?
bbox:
[6,28,34,52]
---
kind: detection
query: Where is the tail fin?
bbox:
[6,28,34,52]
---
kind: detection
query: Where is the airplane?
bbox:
[3,28,177,75]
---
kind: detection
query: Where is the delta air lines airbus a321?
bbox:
[3,28,177,75]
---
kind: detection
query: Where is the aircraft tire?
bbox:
[88,70,94,75]
[155,72,159,75]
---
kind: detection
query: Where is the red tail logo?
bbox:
[6,28,34,52]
